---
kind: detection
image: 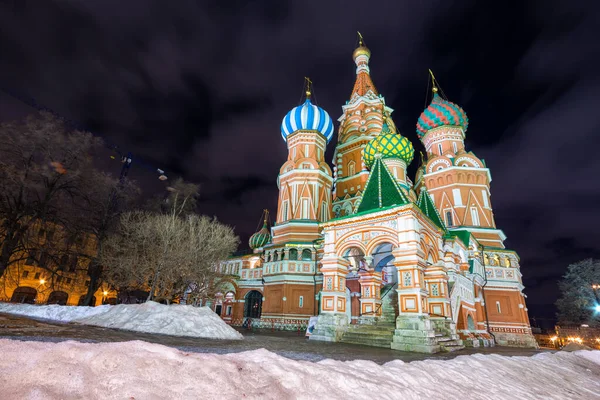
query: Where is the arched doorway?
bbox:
[47,291,68,305]
[343,247,365,323]
[244,290,262,318]
[372,243,398,286]
[10,287,37,304]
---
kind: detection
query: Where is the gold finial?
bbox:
[304,77,312,99]
[428,69,438,93]
[380,98,387,122]
[358,31,364,46]
[376,144,384,153]
[263,209,269,225]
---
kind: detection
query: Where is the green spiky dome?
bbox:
[363,121,414,169]
[249,223,271,250]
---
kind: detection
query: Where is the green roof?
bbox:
[356,157,410,214]
[444,229,472,248]
[416,188,445,231]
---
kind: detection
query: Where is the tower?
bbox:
[274,78,334,244]
[332,33,398,217]
[415,72,500,247]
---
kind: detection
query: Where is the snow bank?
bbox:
[0,301,242,340]
[0,302,111,322]
[76,301,243,340]
[0,339,598,400]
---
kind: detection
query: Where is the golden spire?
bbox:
[263,209,269,225]
[358,31,364,46]
[353,31,371,60]
[304,77,312,99]
[428,69,438,93]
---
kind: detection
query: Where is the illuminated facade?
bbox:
[0,223,116,307]
[212,37,537,352]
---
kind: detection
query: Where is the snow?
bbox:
[0,339,599,400]
[0,302,111,322]
[0,301,243,340]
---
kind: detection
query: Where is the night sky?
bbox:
[1,0,599,327]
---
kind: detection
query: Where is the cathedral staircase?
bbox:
[340,284,397,348]
[435,332,465,352]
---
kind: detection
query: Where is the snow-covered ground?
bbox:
[0,339,598,400]
[0,301,242,340]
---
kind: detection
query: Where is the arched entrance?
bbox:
[372,243,397,286]
[244,290,262,318]
[343,247,365,323]
[47,291,68,305]
[10,287,37,304]
[467,314,476,331]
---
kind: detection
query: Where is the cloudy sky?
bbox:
[0,0,598,324]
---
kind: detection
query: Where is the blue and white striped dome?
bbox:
[280,99,334,143]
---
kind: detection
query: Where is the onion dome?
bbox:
[249,211,271,250]
[280,98,334,143]
[363,118,414,169]
[416,90,469,138]
[249,221,270,250]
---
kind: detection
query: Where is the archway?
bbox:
[10,287,37,304]
[78,295,96,306]
[372,242,397,286]
[244,290,262,318]
[47,291,68,305]
[343,247,366,273]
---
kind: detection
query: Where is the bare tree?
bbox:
[0,112,102,278]
[102,209,239,303]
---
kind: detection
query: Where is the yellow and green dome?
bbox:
[363,121,414,169]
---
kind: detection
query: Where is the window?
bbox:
[302,163,311,169]
[438,143,443,155]
[26,251,37,266]
[57,276,63,283]
[470,207,480,226]
[34,272,40,280]
[452,142,458,153]
[282,201,289,221]
[299,296,304,308]
[496,301,502,314]
[66,278,72,284]
[288,248,298,260]
[452,189,463,206]
[302,249,312,261]
[226,306,232,316]
[38,228,46,239]
[305,144,310,157]
[430,283,440,296]
[321,203,328,220]
[481,190,490,208]
[22,271,29,278]
[39,252,48,268]
[301,199,309,219]
[445,211,454,227]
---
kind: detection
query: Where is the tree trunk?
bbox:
[147,267,161,301]
[81,260,102,306]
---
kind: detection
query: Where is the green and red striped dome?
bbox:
[249,223,271,250]
[416,93,468,138]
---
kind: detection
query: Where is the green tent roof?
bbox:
[356,157,410,214]
[416,188,445,231]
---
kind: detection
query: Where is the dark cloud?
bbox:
[0,0,598,325]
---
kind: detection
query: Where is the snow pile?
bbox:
[0,302,110,322]
[0,301,242,340]
[76,301,243,340]
[0,340,598,400]
[562,342,593,351]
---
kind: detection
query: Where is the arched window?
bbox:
[445,211,454,227]
[288,248,298,260]
[301,249,312,261]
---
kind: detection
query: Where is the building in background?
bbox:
[208,36,537,352]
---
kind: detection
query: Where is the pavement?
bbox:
[0,312,550,364]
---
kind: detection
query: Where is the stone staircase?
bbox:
[340,284,397,348]
[341,323,396,348]
[435,333,465,352]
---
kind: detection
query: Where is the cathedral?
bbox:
[212,36,537,353]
